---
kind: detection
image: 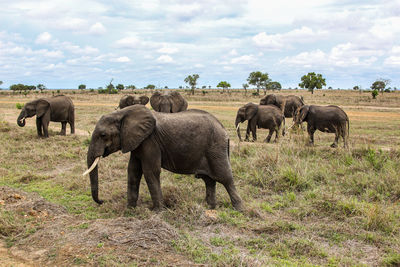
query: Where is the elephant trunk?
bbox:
[86,146,104,205]
[17,110,26,127]
[235,116,242,141]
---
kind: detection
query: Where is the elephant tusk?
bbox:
[19,118,25,122]
[287,123,295,130]
[236,123,240,131]
[82,157,100,176]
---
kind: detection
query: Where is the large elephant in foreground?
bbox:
[150,91,188,113]
[83,105,243,211]
[260,94,304,118]
[294,105,349,148]
[17,95,75,138]
[117,95,149,109]
[235,103,285,143]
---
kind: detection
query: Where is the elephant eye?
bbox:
[100,133,106,138]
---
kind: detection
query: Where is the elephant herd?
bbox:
[16,91,349,211]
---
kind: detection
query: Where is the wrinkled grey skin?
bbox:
[17,95,74,138]
[118,95,149,109]
[294,105,349,148]
[235,103,285,143]
[150,91,188,113]
[260,94,305,118]
[87,105,243,211]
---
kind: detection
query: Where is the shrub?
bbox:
[16,103,24,109]
[372,89,378,99]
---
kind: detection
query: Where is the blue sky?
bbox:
[0,0,399,89]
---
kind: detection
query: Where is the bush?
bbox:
[16,103,24,109]
[252,92,259,96]
[372,89,378,99]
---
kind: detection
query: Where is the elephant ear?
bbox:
[270,94,276,104]
[36,99,50,117]
[244,103,258,120]
[126,95,135,106]
[298,105,310,122]
[150,91,162,111]
[139,95,149,105]
[120,106,156,153]
[169,91,186,112]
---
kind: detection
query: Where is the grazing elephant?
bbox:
[260,94,304,118]
[150,91,188,113]
[17,95,74,138]
[118,95,149,109]
[83,105,243,211]
[235,103,285,143]
[294,105,349,148]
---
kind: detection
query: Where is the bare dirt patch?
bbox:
[0,186,192,266]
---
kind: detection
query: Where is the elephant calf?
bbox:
[235,103,285,143]
[17,95,75,138]
[118,95,149,109]
[294,105,349,148]
[83,105,243,211]
[150,91,188,113]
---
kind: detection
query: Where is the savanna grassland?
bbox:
[0,89,400,266]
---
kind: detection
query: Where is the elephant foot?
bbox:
[244,138,249,142]
[57,132,66,136]
[306,142,314,147]
[330,143,338,148]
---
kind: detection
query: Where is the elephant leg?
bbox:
[141,153,163,210]
[200,175,216,209]
[69,108,75,134]
[60,122,67,135]
[331,134,339,148]
[274,127,280,142]
[208,159,243,211]
[250,120,257,141]
[36,118,43,137]
[307,125,315,145]
[42,119,49,138]
[127,153,142,207]
[244,123,250,141]
[265,129,273,143]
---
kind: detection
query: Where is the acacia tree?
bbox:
[299,72,326,94]
[0,81,3,88]
[184,74,199,95]
[78,84,86,90]
[217,81,231,93]
[37,84,46,92]
[371,79,390,94]
[267,81,282,91]
[116,84,124,90]
[247,71,270,95]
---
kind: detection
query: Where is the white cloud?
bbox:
[253,26,326,50]
[231,54,256,64]
[157,46,179,54]
[115,37,141,49]
[280,42,382,67]
[89,22,106,35]
[35,32,52,44]
[112,56,131,63]
[157,55,173,63]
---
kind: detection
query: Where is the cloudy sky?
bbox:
[0,0,399,89]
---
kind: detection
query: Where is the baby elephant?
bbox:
[118,95,149,109]
[17,95,74,138]
[294,105,349,148]
[235,103,285,143]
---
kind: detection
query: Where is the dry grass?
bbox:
[0,89,399,266]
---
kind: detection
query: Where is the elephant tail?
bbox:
[282,116,286,136]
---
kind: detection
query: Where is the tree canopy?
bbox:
[78,84,86,90]
[184,74,199,95]
[216,81,231,92]
[10,84,36,91]
[299,72,326,94]
[371,79,390,94]
[247,71,270,94]
[267,81,282,90]
[145,84,156,89]
[116,84,124,90]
